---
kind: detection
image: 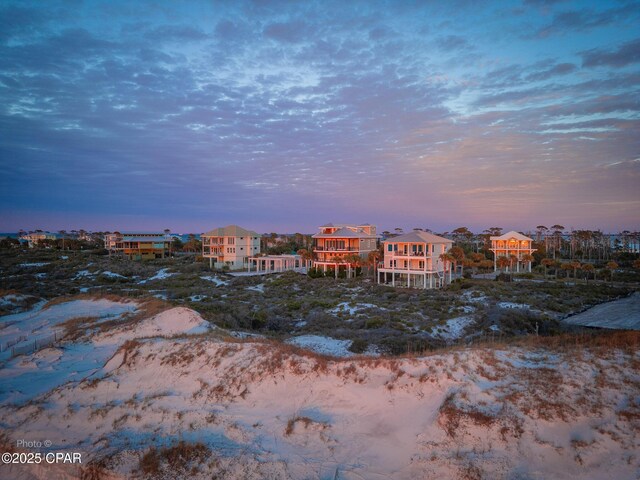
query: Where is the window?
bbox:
[228,238,235,245]
[387,244,393,252]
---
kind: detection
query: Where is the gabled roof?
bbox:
[202,225,260,237]
[120,236,170,242]
[313,226,377,239]
[490,230,533,241]
[384,231,452,244]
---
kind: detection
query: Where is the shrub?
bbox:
[365,317,385,329]
[307,267,324,278]
[349,337,368,354]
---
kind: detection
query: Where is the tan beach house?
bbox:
[377,231,453,289]
[202,225,261,270]
[490,230,536,272]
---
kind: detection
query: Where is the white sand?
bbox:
[1,302,638,480]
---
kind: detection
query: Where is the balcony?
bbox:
[378,266,440,273]
[390,251,429,257]
[314,246,359,252]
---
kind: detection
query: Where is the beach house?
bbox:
[490,231,536,272]
[377,231,453,289]
[104,232,172,260]
[201,225,261,270]
[312,223,378,277]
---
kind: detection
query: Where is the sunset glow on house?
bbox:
[312,224,378,277]
[201,225,261,270]
[378,231,453,289]
[490,231,536,273]
[104,232,171,260]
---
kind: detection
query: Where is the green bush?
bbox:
[365,317,386,329]
[349,337,368,354]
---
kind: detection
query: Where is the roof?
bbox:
[383,231,453,244]
[490,230,534,241]
[202,225,261,238]
[312,226,377,239]
[319,223,372,229]
[120,236,171,242]
[249,254,301,259]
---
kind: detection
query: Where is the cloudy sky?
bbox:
[1,0,638,234]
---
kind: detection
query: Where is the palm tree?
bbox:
[439,252,455,284]
[560,263,573,279]
[582,263,595,283]
[480,259,494,273]
[469,253,484,274]
[541,258,554,279]
[606,261,619,282]
[521,253,535,273]
[462,257,474,275]
[343,253,363,278]
[367,250,382,278]
[508,254,518,275]
[449,246,465,276]
[297,248,314,270]
[496,256,510,274]
[570,260,581,279]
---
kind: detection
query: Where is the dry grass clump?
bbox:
[501,330,640,354]
[161,340,208,367]
[59,316,101,341]
[80,458,109,480]
[0,431,15,453]
[284,416,329,436]
[138,441,211,477]
[438,392,496,438]
[508,366,578,421]
[119,339,142,368]
[617,409,640,422]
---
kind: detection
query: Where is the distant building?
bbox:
[202,225,261,270]
[20,232,60,248]
[104,232,172,260]
[378,231,453,289]
[312,223,378,277]
[490,231,536,272]
[247,254,307,274]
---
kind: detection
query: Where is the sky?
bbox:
[0,0,638,234]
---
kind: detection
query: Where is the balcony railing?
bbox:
[314,246,358,252]
[390,251,430,257]
[379,266,441,273]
